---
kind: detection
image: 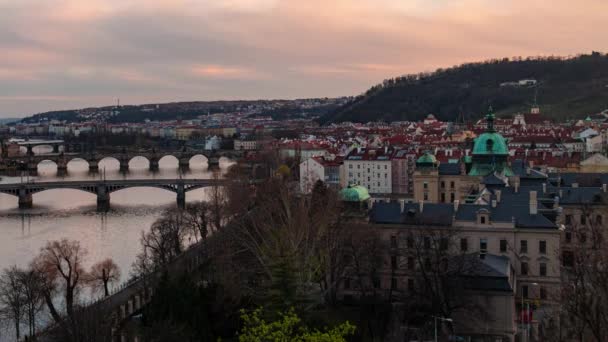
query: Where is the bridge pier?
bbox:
[57,159,68,176]
[18,189,32,209]
[88,159,99,173]
[207,156,220,171]
[53,144,60,153]
[97,186,110,212]
[149,158,159,172]
[119,158,129,173]
[177,184,186,209]
[26,145,34,156]
[27,161,38,176]
[178,157,190,172]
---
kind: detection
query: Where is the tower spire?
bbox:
[486,106,495,132]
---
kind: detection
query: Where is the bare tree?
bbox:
[139,209,188,270]
[0,266,25,339]
[17,268,45,338]
[209,171,227,232]
[88,258,121,297]
[183,201,210,242]
[559,205,608,341]
[32,239,88,326]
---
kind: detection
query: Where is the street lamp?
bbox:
[433,316,453,342]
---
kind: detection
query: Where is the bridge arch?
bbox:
[98,156,121,170]
[188,154,209,169]
[128,156,150,169]
[67,157,89,167]
[158,155,179,168]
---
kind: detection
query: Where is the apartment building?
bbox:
[344,147,393,194]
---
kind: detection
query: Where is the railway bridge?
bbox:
[0,178,227,211]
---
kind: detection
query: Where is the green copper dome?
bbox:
[472,132,509,156]
[468,108,513,177]
[416,152,437,165]
[340,185,371,202]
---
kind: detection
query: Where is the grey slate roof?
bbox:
[449,254,513,292]
[370,202,454,226]
[438,163,461,175]
[371,186,558,229]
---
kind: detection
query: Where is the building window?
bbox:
[539,241,547,254]
[391,277,398,289]
[367,168,370,173]
[441,181,445,189]
[390,235,397,248]
[423,182,428,189]
[440,193,446,203]
[391,256,398,269]
[520,240,528,253]
[480,238,488,252]
[565,232,572,243]
[460,238,468,252]
[440,237,448,251]
[349,164,353,169]
[500,239,507,252]
[540,287,547,300]
[450,193,455,203]
[450,181,455,189]
[423,193,429,201]
[480,216,486,224]
[373,276,380,288]
[357,165,360,169]
[580,233,587,243]
[408,278,414,291]
[522,285,529,298]
[521,262,529,275]
[385,165,388,170]
[565,215,572,225]
[563,251,574,267]
[540,263,547,276]
[408,257,415,270]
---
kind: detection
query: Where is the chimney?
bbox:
[399,199,405,213]
[603,184,607,193]
[572,183,579,188]
[530,191,538,215]
[496,190,502,203]
[453,200,460,212]
[553,196,560,209]
[419,200,424,213]
[491,199,497,208]
[542,183,547,194]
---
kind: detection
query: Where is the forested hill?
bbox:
[320,52,608,124]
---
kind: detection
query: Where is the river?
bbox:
[0,147,232,285]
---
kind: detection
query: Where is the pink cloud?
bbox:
[190,65,266,80]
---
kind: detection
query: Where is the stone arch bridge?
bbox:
[2,150,243,176]
[0,178,227,211]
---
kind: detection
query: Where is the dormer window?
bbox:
[477,209,490,225]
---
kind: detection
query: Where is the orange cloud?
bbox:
[190,65,266,79]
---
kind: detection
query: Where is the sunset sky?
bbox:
[0,0,606,117]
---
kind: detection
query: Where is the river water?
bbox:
[0,147,232,285]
